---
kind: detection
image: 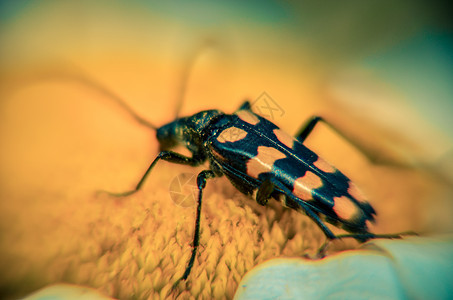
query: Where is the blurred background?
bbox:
[1,0,452,298]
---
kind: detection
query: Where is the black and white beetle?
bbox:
[102,98,404,287]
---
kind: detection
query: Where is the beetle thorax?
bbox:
[156,110,223,153]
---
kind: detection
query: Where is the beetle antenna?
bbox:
[173,38,219,118]
[7,66,159,130]
[72,75,158,130]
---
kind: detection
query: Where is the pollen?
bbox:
[273,129,294,149]
[246,146,287,178]
[236,110,259,125]
[293,171,323,200]
[217,127,248,143]
[333,196,358,220]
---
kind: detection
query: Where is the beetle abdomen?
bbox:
[208,109,375,232]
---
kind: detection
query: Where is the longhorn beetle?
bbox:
[85,39,406,289]
[100,97,407,287]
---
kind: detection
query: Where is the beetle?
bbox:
[102,98,405,287]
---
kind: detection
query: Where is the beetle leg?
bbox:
[295,116,409,166]
[335,231,416,241]
[259,176,337,240]
[295,116,325,143]
[256,177,275,206]
[295,198,336,240]
[315,232,378,257]
[236,100,252,111]
[100,151,204,197]
[316,231,416,258]
[173,169,216,289]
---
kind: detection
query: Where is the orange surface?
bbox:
[1,2,452,299]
